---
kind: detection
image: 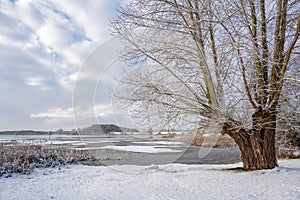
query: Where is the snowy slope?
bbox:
[0,160,299,200]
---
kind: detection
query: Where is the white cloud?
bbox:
[31,107,74,119]
[31,105,111,121]
[59,72,78,90]
[0,0,126,130]
[50,0,109,41]
[25,77,52,91]
[0,0,119,84]
[37,20,71,48]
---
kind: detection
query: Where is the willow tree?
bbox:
[111,0,300,170]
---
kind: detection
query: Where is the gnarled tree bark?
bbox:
[223,108,277,170]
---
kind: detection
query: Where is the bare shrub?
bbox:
[0,143,93,177]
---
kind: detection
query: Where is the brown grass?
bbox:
[0,144,93,177]
[276,147,300,159]
[188,134,300,159]
[162,133,176,138]
[186,133,237,148]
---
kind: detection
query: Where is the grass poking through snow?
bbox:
[0,143,93,177]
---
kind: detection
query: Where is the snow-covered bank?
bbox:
[1,160,299,200]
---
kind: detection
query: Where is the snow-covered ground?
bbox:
[1,160,299,200]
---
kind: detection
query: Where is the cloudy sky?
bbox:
[0,0,132,131]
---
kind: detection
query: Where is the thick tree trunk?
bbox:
[224,110,277,170]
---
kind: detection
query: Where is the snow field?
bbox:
[0,160,299,200]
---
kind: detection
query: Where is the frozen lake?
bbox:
[0,134,241,165]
